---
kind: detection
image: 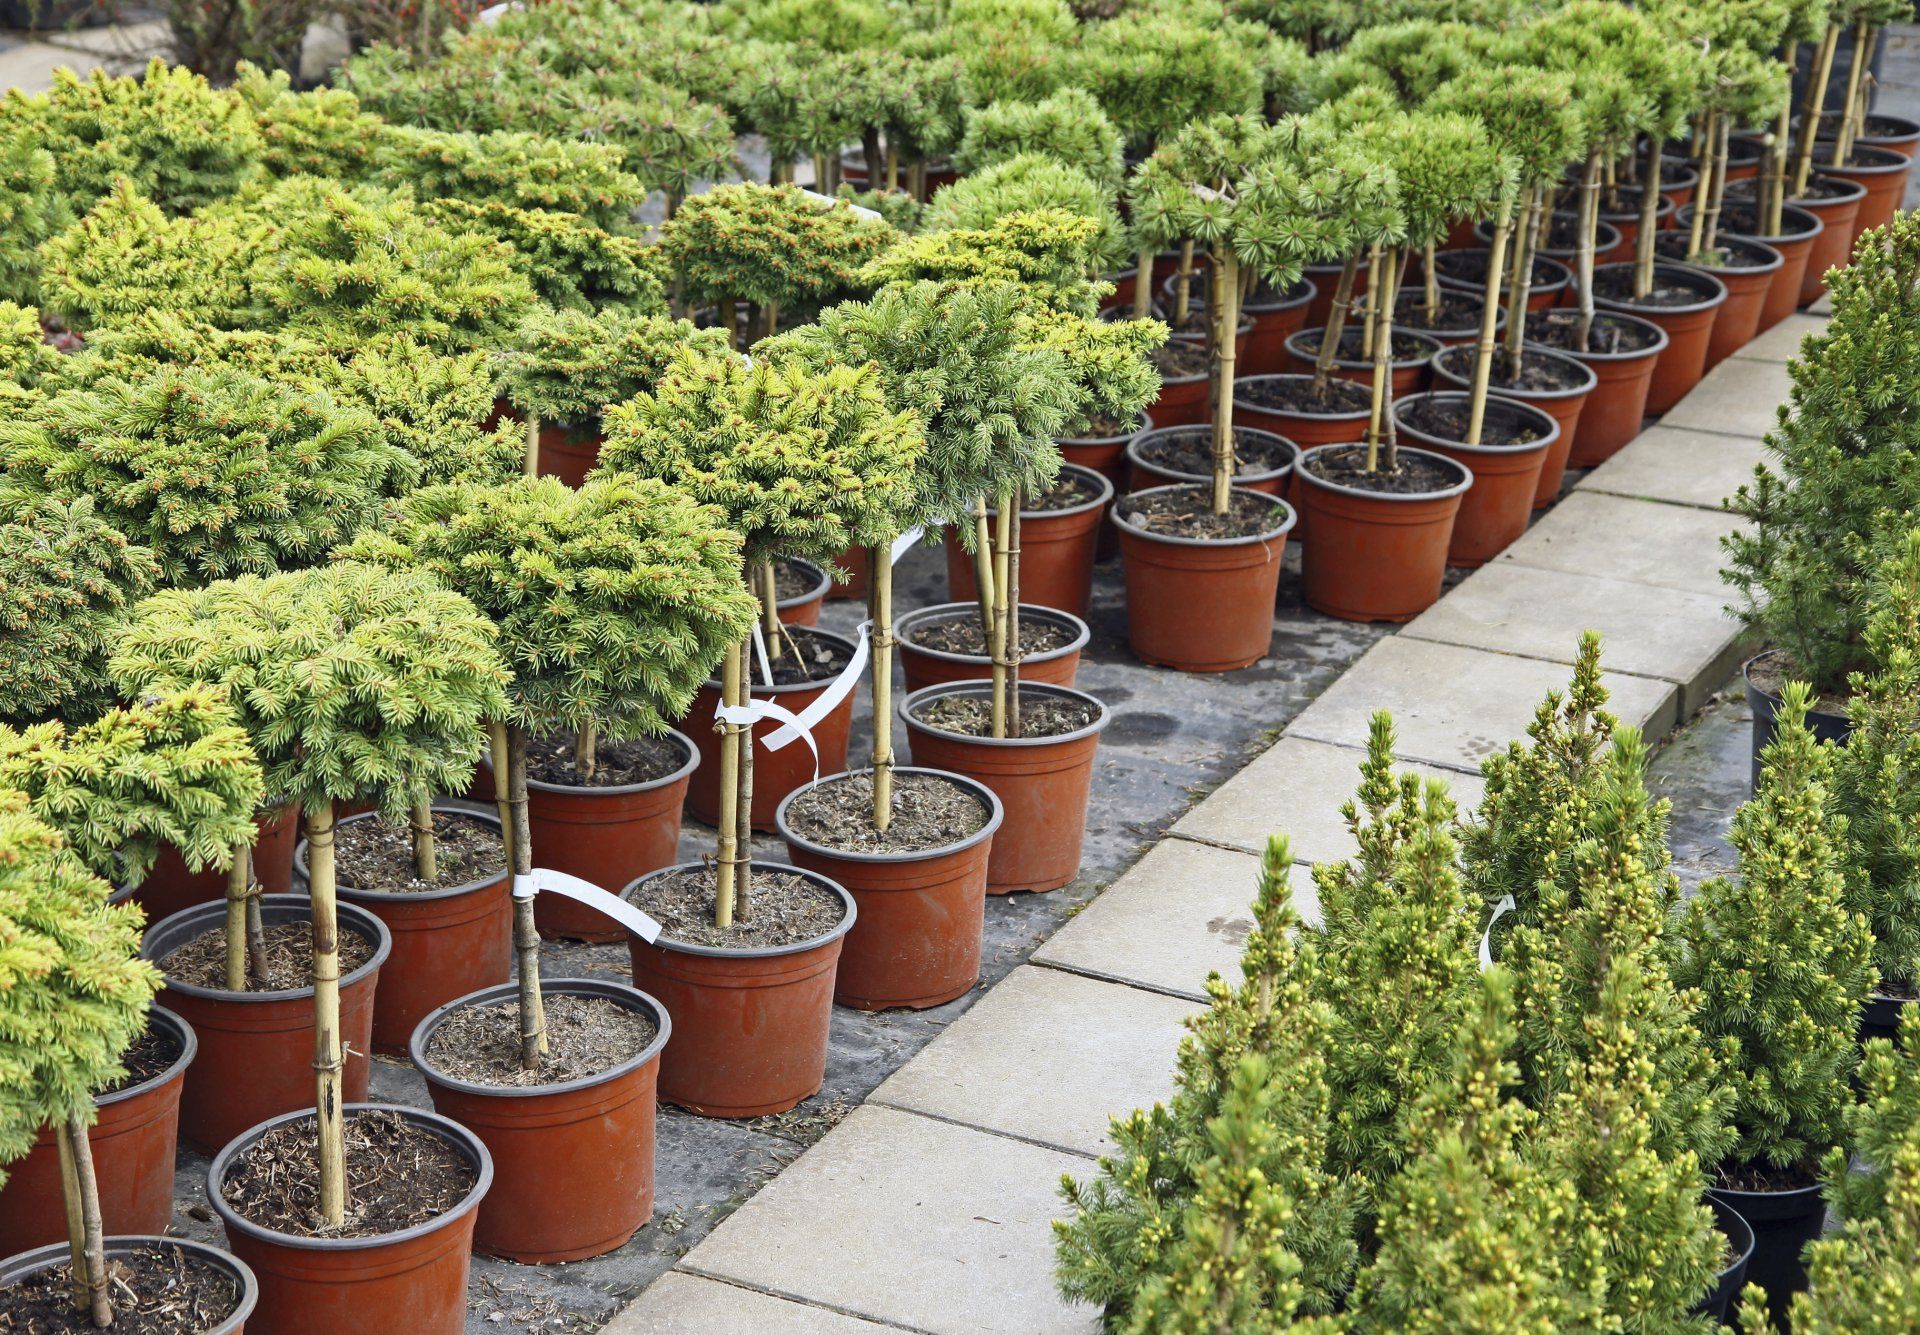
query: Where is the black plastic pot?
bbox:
[1861,991,1912,1045]
[1706,1177,1825,1329]
[1744,650,1852,791]
[1693,1196,1757,1324]
[0,1236,258,1334]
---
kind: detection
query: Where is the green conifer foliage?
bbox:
[0,684,264,885]
[952,89,1127,192]
[421,198,664,313]
[1,365,404,586]
[1824,1007,1920,1230]
[4,60,262,216]
[859,209,1111,316]
[376,126,645,231]
[35,181,259,332]
[1056,839,1360,1324]
[0,301,60,388]
[923,154,1132,272]
[497,307,731,427]
[320,337,527,490]
[1314,19,1478,107]
[231,65,393,182]
[1723,213,1920,695]
[1675,688,1878,1172]
[56,313,329,388]
[0,139,70,306]
[0,496,158,728]
[574,83,740,209]
[1074,14,1264,151]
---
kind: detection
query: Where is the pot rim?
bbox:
[1059,408,1153,449]
[1391,391,1558,457]
[896,601,1091,667]
[1595,187,1677,221]
[773,766,1006,865]
[1740,648,1850,724]
[1799,109,1920,141]
[697,625,858,696]
[1390,288,1510,338]
[1522,309,1671,362]
[295,803,506,903]
[974,462,1115,521]
[96,1004,198,1112]
[1431,342,1600,400]
[144,894,393,1004]
[1158,270,1314,313]
[1232,373,1374,422]
[1285,325,1442,371]
[1704,1173,1826,1206]
[1109,483,1297,548]
[0,1235,258,1334]
[407,977,672,1099]
[1473,214,1622,254]
[776,556,830,611]
[619,860,857,958]
[1126,424,1299,485]
[1653,232,1785,276]
[1706,1197,1758,1279]
[521,727,700,798]
[1655,156,1703,186]
[208,1103,493,1252]
[1811,139,1912,172]
[1592,260,1729,313]
[1434,250,1574,288]
[1682,200,1823,243]
[1295,443,1475,502]
[900,680,1112,749]
[1798,171,1871,205]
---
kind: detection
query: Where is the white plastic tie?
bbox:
[714,697,821,779]
[512,869,661,943]
[890,526,925,565]
[1479,894,1517,971]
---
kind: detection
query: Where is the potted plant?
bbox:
[0,792,259,1333]
[601,352,916,1116]
[1675,692,1877,1323]
[422,197,665,317]
[951,87,1126,196]
[113,561,504,1331]
[1802,0,1915,246]
[1723,214,1920,781]
[1293,111,1477,623]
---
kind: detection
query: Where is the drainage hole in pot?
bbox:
[1401,398,1545,446]
[1136,427,1292,477]
[424,993,657,1087]
[162,921,375,992]
[913,693,1100,740]
[627,866,844,950]
[528,730,686,788]
[907,614,1075,658]
[336,811,505,892]
[1120,486,1288,541]
[784,771,990,854]
[0,1241,243,1334]
[1305,446,1461,496]
[222,1108,476,1238]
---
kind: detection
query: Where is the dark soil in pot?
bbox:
[1593,264,1724,308]
[1709,1160,1826,1327]
[1433,343,1590,395]
[909,614,1076,657]
[1525,308,1666,356]
[1399,395,1547,446]
[220,1108,477,1239]
[771,557,821,602]
[422,993,656,1088]
[1474,210,1621,259]
[1289,326,1437,364]
[1432,248,1570,292]
[527,730,687,788]
[1020,469,1105,511]
[1303,446,1463,494]
[1151,341,1210,379]
[782,769,992,854]
[896,603,1089,693]
[0,1239,252,1335]
[106,1021,184,1092]
[629,865,846,951]
[1118,487,1291,541]
[1652,231,1781,271]
[1392,288,1500,342]
[161,921,374,991]
[1238,374,1372,415]
[1065,408,1148,442]
[333,811,504,893]
[1129,425,1296,490]
[912,691,1103,740]
[1744,649,1853,791]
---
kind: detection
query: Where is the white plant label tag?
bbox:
[1479,893,1517,971]
[512,869,661,943]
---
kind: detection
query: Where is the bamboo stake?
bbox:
[505,728,547,1064]
[487,721,515,876]
[990,493,1013,739]
[869,544,894,833]
[1423,242,1440,322]
[63,1114,111,1327]
[1833,19,1873,166]
[1006,494,1023,740]
[1765,49,1795,236]
[1360,244,1382,359]
[714,640,744,929]
[1793,27,1840,196]
[1467,203,1512,448]
[971,496,998,665]
[1379,250,1406,475]
[1504,187,1540,363]
[1574,153,1601,353]
[1313,253,1361,391]
[411,798,438,882]
[223,844,250,992]
[1203,257,1223,430]
[1364,249,1391,474]
[761,559,783,661]
[1210,252,1242,515]
[524,415,540,479]
[1132,246,1154,316]
[307,803,347,1227]
[736,570,757,920]
[1688,109,1718,259]
[1172,240,1196,325]
[56,1123,88,1315]
[1703,118,1731,255]
[1635,137,1664,298]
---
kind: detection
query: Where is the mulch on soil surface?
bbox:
[1306,445,1462,496]
[526,731,687,788]
[914,692,1100,740]
[907,612,1076,658]
[1120,486,1290,541]
[221,1109,475,1239]
[0,1242,242,1335]
[629,866,845,950]
[783,771,991,854]
[424,994,658,1088]
[335,811,504,893]
[162,922,374,992]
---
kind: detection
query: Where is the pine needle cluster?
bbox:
[496,307,731,426]
[657,182,898,313]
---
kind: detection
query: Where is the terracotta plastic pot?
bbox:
[412,979,670,1263]
[1694,1197,1757,1323]
[1598,191,1676,264]
[683,628,859,833]
[1744,650,1852,791]
[1706,1178,1825,1329]
[1692,202,1823,334]
[901,682,1108,895]
[1295,445,1472,623]
[942,464,1112,618]
[1592,262,1728,414]
[1816,141,1911,243]
[1151,362,1211,427]
[1522,310,1669,469]
[1159,272,1314,376]
[1432,249,1573,312]
[0,1008,195,1256]
[775,768,1004,1010]
[1393,394,1555,568]
[624,862,854,1117]
[1125,425,1298,500]
[824,545,869,602]
[1283,326,1439,397]
[776,557,829,626]
[210,1105,490,1335]
[896,602,1088,694]
[1653,235,1784,370]
[1473,213,1622,266]
[1391,289,1507,348]
[1061,409,1151,559]
[1113,485,1295,672]
[1793,175,1867,305]
[127,804,297,927]
[1429,344,1595,509]
[144,896,390,1155]
[1303,259,1368,328]
[525,730,699,942]
[535,420,603,488]
[1098,268,1137,310]
[0,1236,256,1335]
[1658,159,1701,214]
[295,807,509,1056]
[1437,214,1480,252]
[1802,110,1920,159]
[1234,375,1372,447]
[1721,137,1766,184]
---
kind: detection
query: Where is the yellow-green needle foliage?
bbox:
[376,126,646,232]
[497,307,731,427]
[421,198,664,314]
[658,182,898,316]
[952,89,1127,192]
[922,154,1132,272]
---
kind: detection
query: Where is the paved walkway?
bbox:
[604,315,1818,1333]
[0,17,167,91]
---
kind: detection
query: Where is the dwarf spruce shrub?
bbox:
[36,181,259,332]
[232,65,393,182]
[422,198,664,313]
[0,301,60,388]
[657,182,897,320]
[922,154,1131,271]
[377,126,645,231]
[497,307,730,427]
[322,337,527,490]
[952,89,1126,191]
[0,140,69,306]
[1074,14,1264,150]
[859,209,1110,315]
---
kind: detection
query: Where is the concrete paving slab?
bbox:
[1729,313,1825,362]
[603,1273,907,1334]
[681,1104,1102,1335]
[1495,490,1744,598]
[871,965,1191,1158]
[1288,635,1679,771]
[1575,425,1768,511]
[0,40,71,90]
[1033,837,1269,1000]
[1403,563,1747,714]
[39,18,170,57]
[1660,357,1794,440]
[1171,734,1484,866]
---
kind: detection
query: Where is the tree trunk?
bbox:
[524,415,540,479]
[1364,248,1392,474]
[1833,19,1873,166]
[1635,137,1664,298]
[407,797,438,882]
[505,728,547,1068]
[1703,117,1731,255]
[761,559,783,662]
[869,544,894,833]
[720,295,739,353]
[61,1115,112,1327]
[885,142,899,192]
[487,720,515,879]
[223,844,249,992]
[1132,245,1154,317]
[1422,242,1439,322]
[1688,110,1718,259]
[990,493,1013,739]
[863,126,883,185]
[1360,244,1382,359]
[1172,240,1196,325]
[1210,252,1242,515]
[971,496,999,674]
[1793,27,1840,196]
[1574,152,1601,353]
[306,803,348,1227]
[735,575,756,922]
[713,639,744,928]
[1313,253,1361,392]
[56,1121,89,1317]
[1467,203,1512,448]
[574,723,598,782]
[1503,186,1539,368]
[1006,494,1023,739]
[1378,250,1406,475]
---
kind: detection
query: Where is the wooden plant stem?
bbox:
[1636,137,1664,298]
[1006,494,1023,739]
[1378,250,1406,475]
[1467,204,1512,448]
[223,843,250,992]
[869,544,894,833]
[63,1114,111,1327]
[409,798,438,882]
[1314,253,1361,390]
[307,803,347,1227]
[524,415,541,479]
[1794,27,1840,196]
[1688,109,1717,258]
[487,721,515,876]
[761,559,783,661]
[1834,19,1873,166]
[1364,248,1391,474]
[1575,153,1601,353]
[713,641,744,929]
[720,294,740,352]
[885,142,899,191]
[1210,252,1242,515]
[990,492,1013,739]
[245,879,269,994]
[56,1122,88,1316]
[863,127,883,185]
[506,728,547,1066]
[1423,242,1439,322]
[1172,240,1196,325]
[736,583,755,922]
[1360,244,1382,359]
[1765,51,1795,236]
[971,496,998,668]
[1132,245,1154,316]
[1203,250,1223,429]
[1703,117,1730,254]
[574,723,598,782]
[1504,187,1539,363]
